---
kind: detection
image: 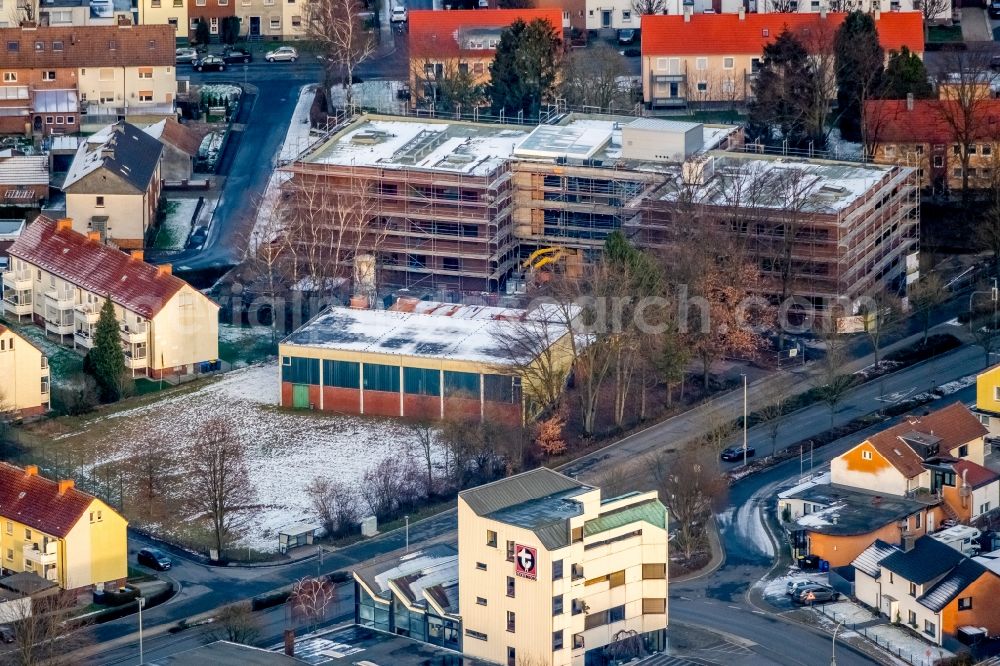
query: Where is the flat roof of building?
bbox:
[282,299,569,366]
[659,152,904,213]
[300,113,740,174]
[271,625,489,665]
[786,483,936,537]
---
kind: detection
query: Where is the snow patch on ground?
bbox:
[860,623,954,664]
[158,198,198,249]
[279,84,319,163]
[82,365,442,553]
[757,571,828,600]
[218,323,274,343]
[935,374,977,396]
[733,498,774,557]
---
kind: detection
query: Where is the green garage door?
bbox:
[292,384,310,409]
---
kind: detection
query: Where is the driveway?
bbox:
[963,7,994,42]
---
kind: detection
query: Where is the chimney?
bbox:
[874,8,881,19]
[55,218,73,232]
[58,479,74,495]
[87,231,101,242]
[283,629,295,657]
[130,249,144,262]
[24,464,38,477]
[903,534,915,552]
[683,5,692,21]
[820,6,827,18]
[739,5,745,19]
[349,294,369,309]
[906,93,914,111]
[156,264,172,277]
[101,147,115,160]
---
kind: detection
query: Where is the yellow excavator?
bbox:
[521,246,580,284]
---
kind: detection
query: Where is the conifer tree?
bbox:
[84,298,128,403]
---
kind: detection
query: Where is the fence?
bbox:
[737,140,867,164]
[814,603,952,666]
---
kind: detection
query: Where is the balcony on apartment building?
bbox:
[23,539,57,568]
[1,289,32,317]
[2,269,32,291]
[125,342,148,370]
[74,325,95,349]
[82,100,176,123]
[120,321,147,344]
[44,286,75,311]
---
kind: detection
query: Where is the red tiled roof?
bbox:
[0,24,175,68]
[0,463,99,538]
[641,11,923,56]
[8,216,189,320]
[158,118,202,157]
[954,459,1000,489]
[865,99,1000,144]
[409,9,564,58]
[866,403,989,479]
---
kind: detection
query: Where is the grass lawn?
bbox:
[0,317,84,385]
[218,324,278,366]
[682,109,745,124]
[928,24,963,43]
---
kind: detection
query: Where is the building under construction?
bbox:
[283,113,917,309]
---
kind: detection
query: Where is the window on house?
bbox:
[573,633,584,649]
[953,144,961,156]
[958,444,969,457]
[53,41,63,50]
[696,81,707,92]
[958,597,972,610]
[695,57,707,70]
[909,582,917,596]
[292,15,300,26]
[44,116,53,125]
[553,559,563,580]
[954,167,963,178]
[656,57,667,70]
[4,522,10,534]
[476,562,486,571]
[642,563,666,579]
[506,540,514,561]
[466,629,487,641]
[553,629,563,650]
[572,563,584,580]
[884,145,896,159]
[609,570,625,588]
[507,647,515,666]
[190,17,199,29]
[995,386,1000,402]
[476,596,487,606]
[506,576,515,598]
[981,501,991,514]
[4,549,11,560]
[138,91,153,102]
[643,598,667,614]
[914,513,921,530]
[442,256,460,271]
[609,605,625,623]
[168,18,178,28]
[723,57,735,69]
[908,610,916,625]
[25,528,31,540]
[270,17,280,29]
[553,594,563,615]
[42,71,55,81]
[572,598,585,615]
[984,144,993,156]
[924,620,935,637]
[506,611,515,632]
[2,72,15,82]
[7,42,18,53]
[621,9,631,21]
[862,450,872,460]
[933,155,944,168]
[571,527,583,543]
[486,530,497,547]
[138,67,153,79]
[96,196,105,207]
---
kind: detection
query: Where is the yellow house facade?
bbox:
[0,325,49,417]
[457,468,668,665]
[0,463,127,592]
[976,363,1000,435]
[4,216,220,378]
[136,0,187,34]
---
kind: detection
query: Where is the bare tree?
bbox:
[631,0,665,14]
[649,447,727,560]
[306,477,357,537]
[908,273,948,345]
[914,0,951,39]
[409,50,485,113]
[559,44,631,112]
[816,329,857,427]
[304,0,375,109]
[758,398,784,459]
[359,456,422,520]
[858,286,903,367]
[490,309,573,418]
[977,204,1000,279]
[8,592,89,666]
[971,312,1000,368]
[288,577,337,632]
[133,437,175,505]
[407,421,438,495]
[207,602,261,645]
[185,418,257,557]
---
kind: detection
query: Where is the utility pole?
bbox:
[138,596,146,665]
[742,374,749,467]
[405,515,410,553]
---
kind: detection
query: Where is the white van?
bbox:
[931,525,982,557]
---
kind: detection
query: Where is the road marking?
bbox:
[752,610,766,615]
[728,605,741,609]
[678,595,693,600]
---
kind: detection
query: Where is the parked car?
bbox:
[390,5,408,22]
[188,226,209,248]
[194,55,226,72]
[137,547,172,571]
[792,584,839,605]
[222,47,253,64]
[0,625,13,644]
[990,0,1000,18]
[617,28,636,45]
[786,579,817,597]
[176,47,199,64]
[720,445,755,462]
[265,46,299,62]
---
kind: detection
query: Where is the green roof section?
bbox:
[584,498,667,537]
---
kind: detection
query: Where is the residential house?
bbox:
[865,98,1000,192]
[0,154,48,207]
[63,121,163,249]
[354,468,669,666]
[0,24,176,135]
[143,117,201,181]
[640,11,924,108]
[829,403,989,514]
[976,362,1000,435]
[0,324,49,416]
[0,462,127,592]
[584,0,638,32]
[187,0,235,42]
[235,0,303,41]
[852,536,1000,646]
[0,219,25,271]
[135,0,186,34]
[408,9,564,109]
[777,479,942,567]
[756,0,948,18]
[37,0,134,27]
[278,297,576,424]
[3,216,220,378]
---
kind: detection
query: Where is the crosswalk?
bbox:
[638,655,714,666]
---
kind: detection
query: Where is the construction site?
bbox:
[281,112,918,309]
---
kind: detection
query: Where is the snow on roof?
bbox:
[370,546,459,602]
[852,539,898,578]
[778,471,832,500]
[0,155,48,186]
[305,118,527,176]
[515,124,613,160]
[282,299,572,365]
[796,503,846,528]
[661,153,903,213]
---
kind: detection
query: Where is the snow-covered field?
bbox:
[76,365,439,552]
[157,198,199,249]
[328,79,408,115]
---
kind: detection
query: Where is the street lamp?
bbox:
[405,515,410,553]
[741,374,749,467]
[138,596,146,665]
[831,619,844,666]
[969,278,998,336]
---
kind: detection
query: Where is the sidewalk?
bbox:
[961,7,994,42]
